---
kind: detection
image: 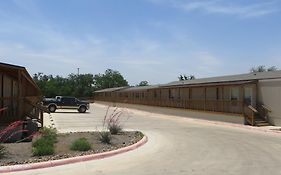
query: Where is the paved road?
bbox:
[11,103,281,175]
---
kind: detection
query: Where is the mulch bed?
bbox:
[0,131,143,166]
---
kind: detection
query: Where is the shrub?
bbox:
[135,131,144,138]
[32,137,53,147]
[33,144,54,156]
[103,107,124,135]
[99,131,111,144]
[108,123,122,135]
[70,138,91,151]
[32,137,54,156]
[39,127,57,143]
[0,144,5,158]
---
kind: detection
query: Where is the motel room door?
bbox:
[244,87,255,107]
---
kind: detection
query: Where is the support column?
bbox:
[17,70,23,118]
[189,88,192,109]
[222,87,225,112]
[204,87,206,111]
[241,85,245,114]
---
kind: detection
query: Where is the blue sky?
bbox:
[1,0,281,85]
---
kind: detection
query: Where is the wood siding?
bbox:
[95,83,256,114]
[0,65,42,125]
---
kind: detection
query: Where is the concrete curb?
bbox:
[0,136,148,173]
[199,119,281,135]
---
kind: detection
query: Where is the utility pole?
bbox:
[77,68,80,75]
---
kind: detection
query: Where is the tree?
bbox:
[93,69,129,90]
[250,65,278,73]
[68,73,95,97]
[189,75,196,80]
[267,66,278,72]
[137,81,149,86]
[178,74,196,81]
[33,73,95,97]
[178,75,184,81]
[33,69,129,97]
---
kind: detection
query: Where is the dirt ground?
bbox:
[0,131,143,166]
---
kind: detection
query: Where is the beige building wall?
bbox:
[258,79,281,126]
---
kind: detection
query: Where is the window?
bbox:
[244,87,253,105]
[62,97,75,104]
[230,87,239,100]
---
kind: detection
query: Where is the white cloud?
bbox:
[189,1,276,17]
[149,0,279,18]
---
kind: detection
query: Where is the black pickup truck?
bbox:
[42,96,90,113]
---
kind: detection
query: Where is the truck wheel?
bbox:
[48,105,56,113]
[78,106,86,113]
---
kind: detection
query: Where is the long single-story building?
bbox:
[94,71,281,126]
[0,62,44,127]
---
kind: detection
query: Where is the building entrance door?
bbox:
[244,87,254,106]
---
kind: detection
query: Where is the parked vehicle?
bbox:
[42,96,90,113]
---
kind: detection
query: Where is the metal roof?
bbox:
[94,86,130,93]
[94,71,281,93]
[0,62,40,92]
[120,85,160,92]
[0,62,26,70]
[162,71,281,87]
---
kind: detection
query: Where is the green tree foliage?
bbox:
[137,81,149,86]
[178,74,196,81]
[250,65,278,73]
[33,69,128,97]
[93,69,129,90]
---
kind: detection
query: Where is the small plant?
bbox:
[108,123,122,135]
[32,137,54,156]
[0,144,5,158]
[103,106,125,135]
[32,127,57,156]
[32,136,53,147]
[33,144,54,156]
[70,138,91,151]
[99,131,111,144]
[0,120,25,143]
[135,131,144,138]
[39,127,57,143]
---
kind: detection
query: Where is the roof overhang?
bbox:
[161,80,256,89]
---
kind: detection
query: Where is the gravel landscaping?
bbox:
[0,131,144,166]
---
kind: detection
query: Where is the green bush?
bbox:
[33,144,54,156]
[32,137,54,156]
[32,137,53,147]
[135,131,144,138]
[108,123,122,135]
[99,131,111,144]
[70,138,91,151]
[39,127,57,143]
[0,144,5,158]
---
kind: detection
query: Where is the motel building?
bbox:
[0,62,44,132]
[94,71,281,127]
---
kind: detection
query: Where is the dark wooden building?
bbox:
[0,62,43,127]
